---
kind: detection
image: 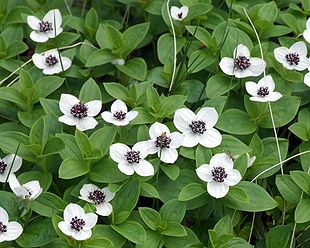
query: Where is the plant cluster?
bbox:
[0,0,309,247]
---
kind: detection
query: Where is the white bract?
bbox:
[303,17,310,44]
[32,50,71,75]
[79,184,115,216]
[111,59,125,65]
[101,100,138,126]
[304,71,310,87]
[0,207,23,242]
[145,122,183,164]
[274,42,309,71]
[8,174,42,200]
[58,94,102,131]
[219,44,266,78]
[27,9,63,43]
[245,75,283,102]
[58,203,97,241]
[196,153,242,199]
[170,6,189,21]
[247,153,256,168]
[173,107,222,148]
[0,154,22,183]
[109,142,154,177]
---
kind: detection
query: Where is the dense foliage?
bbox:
[0,0,309,247]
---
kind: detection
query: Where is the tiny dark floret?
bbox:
[189,120,207,134]
[45,54,59,66]
[155,132,172,149]
[178,12,183,19]
[0,161,7,174]
[70,102,88,119]
[212,166,228,183]
[0,222,7,233]
[39,21,53,32]
[113,111,126,120]
[70,216,86,232]
[88,189,105,205]
[234,56,251,70]
[257,87,269,97]
[285,53,300,66]
[125,151,141,164]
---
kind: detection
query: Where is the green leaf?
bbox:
[85,8,98,38]
[116,58,147,81]
[159,95,186,117]
[139,207,161,231]
[89,126,116,155]
[295,199,310,223]
[212,135,251,156]
[187,50,216,73]
[161,222,187,237]
[130,107,157,125]
[195,145,212,167]
[113,180,140,224]
[112,220,146,244]
[59,158,89,179]
[146,85,160,112]
[86,49,117,67]
[161,164,180,181]
[16,218,56,247]
[259,1,278,23]
[103,82,129,101]
[276,175,302,205]
[141,182,160,199]
[79,78,102,102]
[33,76,65,104]
[121,22,150,57]
[105,23,124,51]
[89,158,128,183]
[42,137,65,156]
[18,171,52,191]
[206,75,237,98]
[0,87,29,111]
[92,225,126,247]
[157,33,185,64]
[290,171,310,195]
[160,199,186,223]
[214,216,233,235]
[75,129,93,158]
[224,181,278,212]
[266,225,291,248]
[217,109,257,135]
[57,133,83,160]
[178,183,207,201]
[186,25,212,47]
[84,238,114,248]
[32,192,66,217]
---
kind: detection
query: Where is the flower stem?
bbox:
[166,0,177,93]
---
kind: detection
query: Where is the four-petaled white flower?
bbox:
[58,203,97,241]
[0,207,23,242]
[8,174,42,200]
[58,94,102,131]
[303,17,310,44]
[173,107,222,148]
[0,154,22,183]
[101,99,138,126]
[245,75,283,102]
[109,142,154,177]
[170,6,189,21]
[274,42,309,71]
[196,153,242,198]
[32,49,71,75]
[27,9,63,43]
[219,44,266,78]
[79,184,115,217]
[145,122,184,164]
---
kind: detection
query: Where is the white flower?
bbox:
[303,17,310,44]
[0,207,23,242]
[58,94,102,131]
[0,154,22,183]
[145,122,183,164]
[196,153,242,198]
[79,184,115,217]
[173,107,222,148]
[109,142,154,177]
[32,49,71,75]
[247,153,256,168]
[27,9,63,43]
[170,6,189,21]
[245,75,283,102]
[101,100,138,126]
[219,44,266,78]
[304,71,310,87]
[274,42,309,71]
[8,174,42,200]
[58,203,97,241]
[111,59,125,65]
